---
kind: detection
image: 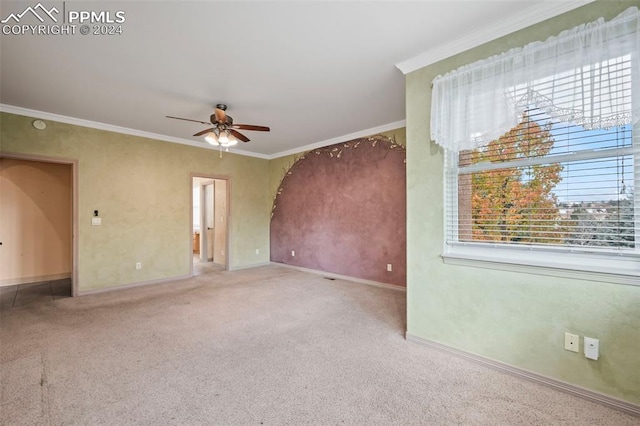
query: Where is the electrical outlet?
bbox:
[386,263,393,272]
[291,250,295,257]
[584,337,599,360]
[564,332,579,352]
[256,248,260,254]
[135,262,142,270]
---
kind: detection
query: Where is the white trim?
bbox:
[395,0,595,75]
[406,334,640,417]
[442,252,639,287]
[228,262,272,271]
[272,262,406,292]
[189,173,231,275]
[267,120,406,159]
[0,273,71,287]
[77,274,190,296]
[0,104,271,159]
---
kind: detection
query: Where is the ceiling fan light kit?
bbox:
[204,129,238,147]
[166,103,270,157]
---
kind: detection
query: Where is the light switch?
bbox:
[584,337,599,360]
[92,217,102,226]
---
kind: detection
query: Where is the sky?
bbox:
[535,111,634,204]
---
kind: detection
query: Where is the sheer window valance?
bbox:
[430,7,640,152]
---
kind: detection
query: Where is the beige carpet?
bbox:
[0,265,636,425]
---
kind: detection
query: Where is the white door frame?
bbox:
[189,174,230,275]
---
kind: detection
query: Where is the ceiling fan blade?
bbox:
[166,116,210,125]
[229,129,250,143]
[232,124,270,132]
[214,108,226,123]
[193,128,215,137]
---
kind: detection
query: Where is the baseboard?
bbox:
[228,262,272,271]
[272,262,406,292]
[0,273,71,287]
[406,333,640,417]
[77,274,190,296]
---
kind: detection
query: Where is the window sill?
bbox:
[442,246,640,287]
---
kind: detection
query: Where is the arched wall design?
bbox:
[270,135,406,286]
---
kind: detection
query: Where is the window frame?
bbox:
[442,122,640,286]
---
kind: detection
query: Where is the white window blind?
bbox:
[446,109,638,252]
[443,54,639,281]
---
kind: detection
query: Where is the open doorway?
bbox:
[191,176,229,275]
[0,155,77,299]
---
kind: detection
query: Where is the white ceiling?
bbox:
[0,1,590,158]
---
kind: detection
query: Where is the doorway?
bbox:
[0,155,77,298]
[191,176,229,275]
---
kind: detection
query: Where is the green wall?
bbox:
[0,112,271,292]
[406,1,640,405]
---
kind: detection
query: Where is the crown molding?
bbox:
[1,104,404,161]
[395,0,595,75]
[0,104,271,159]
[267,120,406,159]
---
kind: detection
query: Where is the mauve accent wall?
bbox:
[270,136,406,286]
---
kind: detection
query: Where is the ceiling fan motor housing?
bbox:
[211,114,233,126]
[167,102,269,144]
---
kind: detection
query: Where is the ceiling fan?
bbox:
[167,104,270,147]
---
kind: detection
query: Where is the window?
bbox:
[452,113,636,248]
[433,8,640,283]
[444,111,639,280]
